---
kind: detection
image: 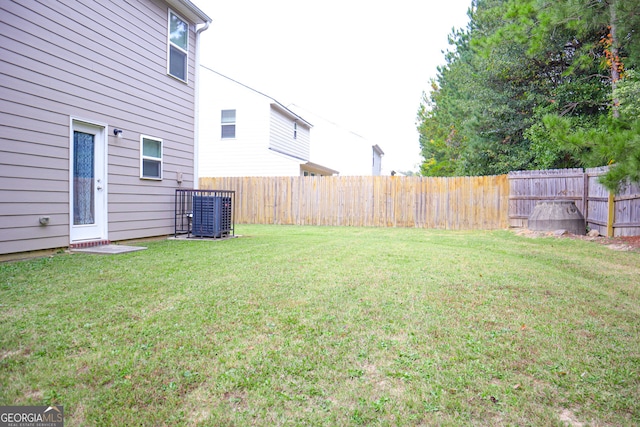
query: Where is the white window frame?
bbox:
[140,135,163,180]
[167,9,189,83]
[221,109,236,139]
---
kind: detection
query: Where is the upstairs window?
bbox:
[168,10,189,82]
[141,136,163,180]
[221,109,236,139]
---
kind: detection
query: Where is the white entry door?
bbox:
[70,120,107,243]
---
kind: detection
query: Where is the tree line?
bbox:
[417,0,640,190]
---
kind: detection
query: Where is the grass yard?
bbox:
[1,225,639,426]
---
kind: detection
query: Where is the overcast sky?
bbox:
[198,0,471,173]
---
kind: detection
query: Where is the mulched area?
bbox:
[513,229,640,252]
[581,234,640,252]
[600,234,640,251]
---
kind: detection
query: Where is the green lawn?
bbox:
[1,225,638,426]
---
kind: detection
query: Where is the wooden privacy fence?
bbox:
[200,175,510,230]
[509,167,640,236]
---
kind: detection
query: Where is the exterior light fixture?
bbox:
[113,128,123,138]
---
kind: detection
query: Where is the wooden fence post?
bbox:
[582,171,588,221]
[607,191,615,237]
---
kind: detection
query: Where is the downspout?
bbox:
[193,20,210,189]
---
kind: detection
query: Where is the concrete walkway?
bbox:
[71,245,147,255]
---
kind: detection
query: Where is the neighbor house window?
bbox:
[141,136,163,179]
[221,109,236,139]
[168,10,189,82]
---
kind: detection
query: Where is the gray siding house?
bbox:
[0,0,211,255]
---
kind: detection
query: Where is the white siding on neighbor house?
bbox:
[263,150,307,176]
[198,69,309,177]
[199,68,270,177]
[269,106,310,162]
[372,148,383,176]
[287,105,378,176]
[0,0,205,255]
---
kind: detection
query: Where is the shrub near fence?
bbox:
[200,175,510,230]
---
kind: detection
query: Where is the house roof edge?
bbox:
[303,162,340,176]
[165,0,211,24]
[270,102,313,128]
[372,144,385,156]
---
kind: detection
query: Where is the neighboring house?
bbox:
[287,105,385,176]
[0,0,211,255]
[372,144,384,176]
[199,69,339,177]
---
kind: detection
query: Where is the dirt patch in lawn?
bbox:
[559,408,585,427]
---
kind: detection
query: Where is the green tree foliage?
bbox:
[417,0,640,188]
[417,28,475,176]
[615,70,640,119]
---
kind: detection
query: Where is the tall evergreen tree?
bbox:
[417,0,640,188]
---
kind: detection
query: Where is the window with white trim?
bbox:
[168,10,189,82]
[141,136,163,180]
[221,109,236,139]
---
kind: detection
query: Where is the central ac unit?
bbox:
[192,195,232,238]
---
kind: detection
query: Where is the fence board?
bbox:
[585,167,610,235]
[201,175,509,230]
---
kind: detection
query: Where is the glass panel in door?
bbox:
[73,131,95,225]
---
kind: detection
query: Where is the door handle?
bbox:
[97,185,103,190]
